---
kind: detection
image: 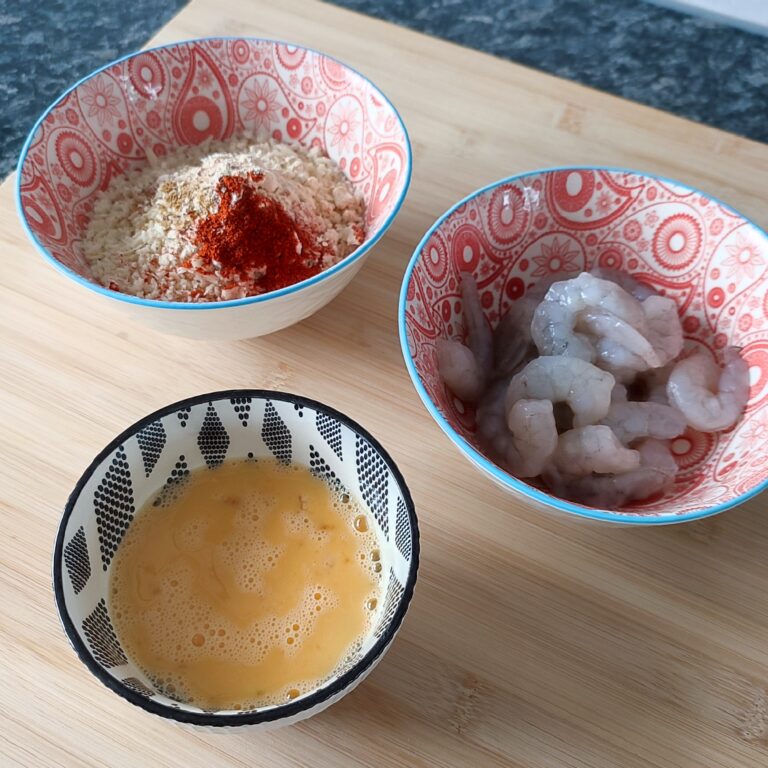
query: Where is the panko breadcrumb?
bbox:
[82,138,365,302]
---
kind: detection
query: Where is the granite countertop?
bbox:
[2,0,766,178]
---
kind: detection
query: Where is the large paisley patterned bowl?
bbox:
[399,168,768,524]
[53,390,419,727]
[17,39,411,340]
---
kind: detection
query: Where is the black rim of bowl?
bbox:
[53,389,420,726]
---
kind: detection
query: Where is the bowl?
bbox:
[17,38,411,340]
[399,167,768,524]
[53,390,419,727]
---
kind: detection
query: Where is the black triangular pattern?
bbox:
[136,419,166,477]
[308,444,347,494]
[262,401,291,464]
[63,526,91,594]
[229,396,252,427]
[152,455,190,507]
[373,571,405,639]
[198,403,230,468]
[177,407,191,428]
[82,599,127,668]
[121,677,155,697]
[394,496,412,561]
[94,446,135,569]
[355,436,389,539]
[336,638,363,676]
[316,412,343,460]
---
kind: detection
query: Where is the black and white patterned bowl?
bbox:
[53,391,419,728]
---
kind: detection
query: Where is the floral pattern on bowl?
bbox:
[400,168,768,523]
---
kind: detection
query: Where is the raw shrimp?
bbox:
[578,309,661,371]
[552,425,641,475]
[504,399,558,477]
[531,272,646,360]
[436,339,484,402]
[667,347,750,432]
[636,437,678,478]
[492,297,538,380]
[476,379,512,459]
[611,383,628,402]
[436,264,749,511]
[460,273,493,374]
[595,348,656,386]
[477,387,557,478]
[545,439,676,507]
[643,295,684,366]
[530,301,595,360]
[590,268,659,301]
[506,356,615,427]
[600,400,687,445]
[492,273,574,379]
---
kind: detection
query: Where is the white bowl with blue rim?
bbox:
[17,38,411,340]
[399,167,768,524]
[54,390,419,727]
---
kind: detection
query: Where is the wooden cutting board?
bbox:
[2,1,768,765]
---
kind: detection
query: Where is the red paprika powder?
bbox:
[193,172,323,293]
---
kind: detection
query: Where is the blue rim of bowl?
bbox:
[16,37,413,311]
[398,165,768,525]
[52,389,420,726]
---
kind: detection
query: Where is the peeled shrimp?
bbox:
[545,438,676,507]
[476,379,513,459]
[477,386,558,478]
[636,437,679,478]
[643,295,684,366]
[438,275,492,403]
[460,274,493,374]
[578,309,661,371]
[506,356,615,427]
[492,297,538,380]
[591,268,659,302]
[436,339,484,403]
[611,383,628,402]
[436,265,749,511]
[601,400,687,445]
[492,273,577,379]
[593,355,648,386]
[553,425,641,475]
[531,272,646,360]
[504,399,558,477]
[530,301,595,361]
[667,347,750,432]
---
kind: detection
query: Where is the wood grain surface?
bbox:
[2,0,768,765]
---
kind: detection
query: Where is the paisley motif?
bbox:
[128,52,166,99]
[18,36,410,341]
[545,169,641,230]
[365,142,406,229]
[172,45,233,144]
[402,169,768,517]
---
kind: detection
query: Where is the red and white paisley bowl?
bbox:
[16,38,411,340]
[399,168,768,524]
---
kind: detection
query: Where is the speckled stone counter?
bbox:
[2,0,766,177]
[1,0,185,178]
[333,0,767,144]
